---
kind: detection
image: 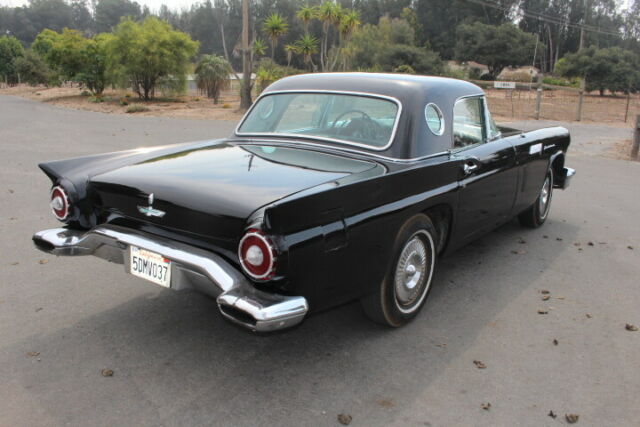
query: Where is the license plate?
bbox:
[129,246,171,288]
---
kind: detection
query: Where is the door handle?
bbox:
[463,162,479,175]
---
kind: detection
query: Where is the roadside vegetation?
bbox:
[0,0,639,108]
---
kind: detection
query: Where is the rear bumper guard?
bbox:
[32,225,308,332]
[555,166,575,190]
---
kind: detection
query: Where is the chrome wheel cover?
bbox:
[539,175,552,219]
[394,232,434,313]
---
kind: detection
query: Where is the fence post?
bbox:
[576,78,585,122]
[631,115,640,160]
[534,73,543,120]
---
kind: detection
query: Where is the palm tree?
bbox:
[316,1,341,71]
[253,38,268,57]
[263,13,289,61]
[296,5,315,35]
[194,55,232,104]
[295,34,319,71]
[284,43,297,68]
[335,10,360,70]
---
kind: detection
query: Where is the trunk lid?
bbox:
[89,143,379,246]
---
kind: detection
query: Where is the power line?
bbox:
[465,0,624,38]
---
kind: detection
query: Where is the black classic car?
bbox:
[33,73,575,332]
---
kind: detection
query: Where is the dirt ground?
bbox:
[0,85,245,122]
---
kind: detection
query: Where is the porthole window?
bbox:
[425,103,444,136]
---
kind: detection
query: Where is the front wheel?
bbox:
[519,168,553,228]
[361,214,437,327]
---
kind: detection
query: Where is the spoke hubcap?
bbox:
[394,236,428,307]
[539,176,551,216]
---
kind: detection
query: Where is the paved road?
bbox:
[1,95,639,426]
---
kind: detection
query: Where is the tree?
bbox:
[33,28,111,94]
[263,13,289,60]
[35,28,87,81]
[13,49,51,85]
[376,44,443,74]
[455,22,537,79]
[296,5,314,35]
[95,0,141,33]
[0,35,24,84]
[556,46,640,95]
[76,34,112,95]
[294,34,319,70]
[108,17,199,100]
[194,54,232,103]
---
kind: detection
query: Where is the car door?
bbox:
[451,96,518,242]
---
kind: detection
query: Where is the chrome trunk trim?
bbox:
[32,225,308,332]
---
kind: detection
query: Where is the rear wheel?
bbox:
[519,168,553,228]
[361,214,437,327]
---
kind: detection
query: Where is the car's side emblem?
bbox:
[137,193,166,218]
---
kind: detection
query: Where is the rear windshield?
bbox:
[237,92,400,149]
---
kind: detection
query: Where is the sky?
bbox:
[0,0,199,12]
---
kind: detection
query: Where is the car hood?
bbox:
[89,142,381,247]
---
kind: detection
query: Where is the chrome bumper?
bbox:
[556,167,575,190]
[32,225,308,332]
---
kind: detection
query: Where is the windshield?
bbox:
[237,92,400,149]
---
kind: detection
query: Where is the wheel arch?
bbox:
[423,203,453,255]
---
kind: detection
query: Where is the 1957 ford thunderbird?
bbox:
[33,73,575,332]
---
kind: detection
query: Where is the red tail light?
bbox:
[238,230,276,280]
[50,185,70,221]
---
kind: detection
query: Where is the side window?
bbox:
[484,98,501,140]
[453,97,485,148]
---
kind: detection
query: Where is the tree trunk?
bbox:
[240,0,252,110]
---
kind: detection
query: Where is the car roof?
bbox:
[257,73,486,160]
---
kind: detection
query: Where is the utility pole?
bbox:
[240,0,252,110]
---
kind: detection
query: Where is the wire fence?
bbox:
[479,81,640,124]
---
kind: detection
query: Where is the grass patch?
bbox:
[126,105,150,113]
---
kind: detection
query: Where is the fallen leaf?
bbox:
[10,262,19,266]
[625,324,638,332]
[101,369,114,377]
[26,352,40,357]
[542,295,551,301]
[587,242,594,246]
[541,290,550,294]
[565,413,579,424]
[377,398,394,408]
[556,296,565,300]
[337,414,352,425]
[553,339,558,345]
[548,410,557,419]
[38,259,48,265]
[538,310,548,315]
[481,402,491,410]
[473,360,487,369]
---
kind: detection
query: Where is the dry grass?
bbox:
[487,87,640,126]
[0,85,244,121]
[2,84,639,128]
